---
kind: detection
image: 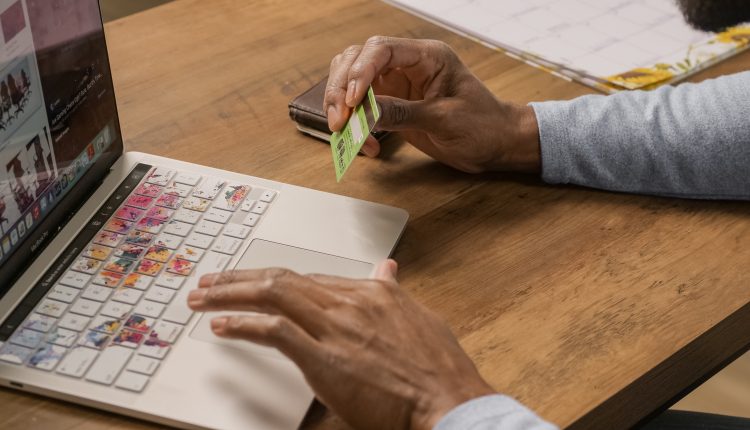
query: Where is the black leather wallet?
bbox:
[289,76,387,142]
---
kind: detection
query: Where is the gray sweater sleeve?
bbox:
[434,395,558,430]
[530,71,750,200]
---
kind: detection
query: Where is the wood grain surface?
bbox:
[1,0,749,429]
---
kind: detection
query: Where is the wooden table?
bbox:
[2,0,750,428]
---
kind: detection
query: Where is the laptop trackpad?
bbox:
[190,240,373,357]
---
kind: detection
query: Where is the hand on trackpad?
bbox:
[190,240,373,356]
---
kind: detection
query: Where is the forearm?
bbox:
[530,71,750,200]
[434,394,558,430]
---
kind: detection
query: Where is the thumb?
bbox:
[373,259,399,283]
[376,96,435,131]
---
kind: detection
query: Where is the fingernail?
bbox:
[211,317,228,333]
[327,105,335,119]
[187,289,206,306]
[346,80,356,106]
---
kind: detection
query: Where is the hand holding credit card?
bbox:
[330,86,380,181]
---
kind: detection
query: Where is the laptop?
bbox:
[0,1,408,429]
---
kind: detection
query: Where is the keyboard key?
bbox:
[203,208,232,224]
[136,217,165,234]
[145,167,174,186]
[78,330,110,350]
[114,206,144,222]
[155,233,182,250]
[127,355,159,375]
[172,171,201,186]
[81,284,113,302]
[125,230,154,246]
[155,193,182,210]
[47,327,79,347]
[162,252,230,325]
[103,219,134,235]
[240,199,255,212]
[58,313,91,332]
[242,213,260,227]
[166,259,194,276]
[86,346,132,385]
[155,273,185,290]
[213,183,250,211]
[23,313,56,333]
[173,209,201,224]
[27,344,66,371]
[134,183,162,198]
[103,258,135,274]
[92,271,124,288]
[37,299,67,318]
[69,298,102,317]
[0,343,33,364]
[124,195,154,210]
[194,220,222,236]
[115,370,150,392]
[174,245,204,263]
[163,220,192,237]
[250,201,269,215]
[182,196,210,212]
[144,245,172,263]
[185,233,213,249]
[133,300,165,318]
[48,285,80,303]
[164,182,192,197]
[70,257,101,275]
[82,244,113,261]
[123,273,153,290]
[124,315,155,333]
[223,223,251,239]
[93,231,123,247]
[193,178,226,200]
[112,330,145,348]
[259,190,277,203]
[112,288,142,305]
[135,260,163,277]
[139,338,170,359]
[115,243,146,259]
[90,316,122,335]
[146,206,174,222]
[57,346,98,377]
[212,236,242,255]
[60,271,91,289]
[150,321,183,344]
[10,329,44,349]
[144,286,175,304]
[99,301,133,320]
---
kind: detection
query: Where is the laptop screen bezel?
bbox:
[0,1,124,294]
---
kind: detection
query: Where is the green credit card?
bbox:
[330,86,380,182]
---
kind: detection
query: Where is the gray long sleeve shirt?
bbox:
[434,71,750,430]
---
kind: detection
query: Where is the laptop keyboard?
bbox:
[0,166,277,392]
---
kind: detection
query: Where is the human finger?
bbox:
[346,36,451,108]
[211,314,322,364]
[325,45,363,131]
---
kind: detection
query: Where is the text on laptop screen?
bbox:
[0,0,120,270]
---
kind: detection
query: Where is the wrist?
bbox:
[489,103,541,173]
[415,379,495,430]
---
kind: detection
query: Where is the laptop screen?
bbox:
[0,0,122,291]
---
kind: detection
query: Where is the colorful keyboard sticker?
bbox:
[104,219,133,235]
[79,330,110,349]
[125,315,154,333]
[123,273,152,290]
[103,258,135,274]
[175,245,204,262]
[23,314,55,333]
[10,328,44,349]
[125,230,154,246]
[125,195,154,210]
[115,206,144,222]
[146,168,174,186]
[27,344,66,370]
[330,85,380,182]
[112,330,145,348]
[144,245,172,263]
[193,178,226,200]
[214,184,250,211]
[135,183,163,198]
[46,327,78,347]
[136,260,163,276]
[0,343,33,364]
[82,244,113,261]
[155,193,182,209]
[116,243,146,260]
[164,182,192,197]
[91,317,122,335]
[93,231,123,247]
[71,257,102,274]
[136,217,165,234]
[182,197,210,212]
[93,271,124,287]
[146,207,174,222]
[167,259,194,276]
